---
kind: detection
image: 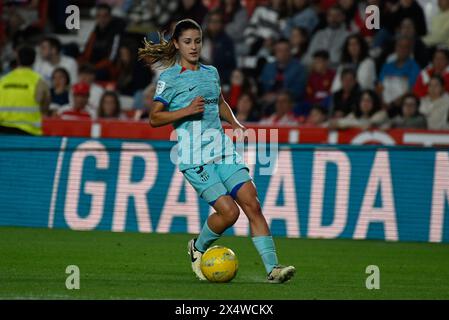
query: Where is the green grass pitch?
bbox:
[1,226,449,299]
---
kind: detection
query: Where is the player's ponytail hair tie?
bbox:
[138,19,202,69]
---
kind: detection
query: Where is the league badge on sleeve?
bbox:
[156,80,166,95]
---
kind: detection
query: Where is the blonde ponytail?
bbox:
[138,32,178,69]
[138,19,202,70]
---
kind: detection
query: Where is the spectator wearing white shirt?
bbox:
[422,0,449,49]
[419,75,449,130]
[33,37,78,85]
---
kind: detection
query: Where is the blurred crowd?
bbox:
[1,0,449,133]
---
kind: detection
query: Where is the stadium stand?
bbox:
[0,0,449,136]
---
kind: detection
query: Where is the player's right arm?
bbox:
[149,97,205,127]
[150,73,205,127]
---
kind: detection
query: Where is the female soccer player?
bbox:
[138,19,295,283]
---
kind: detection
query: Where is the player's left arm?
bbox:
[219,94,246,132]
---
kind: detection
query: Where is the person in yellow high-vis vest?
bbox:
[0,46,50,135]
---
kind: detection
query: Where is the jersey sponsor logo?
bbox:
[156,80,166,95]
[204,98,218,105]
[189,86,197,91]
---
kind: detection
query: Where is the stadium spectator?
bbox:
[0,11,5,70]
[331,67,361,118]
[225,69,254,110]
[219,0,249,57]
[283,0,319,37]
[235,93,260,123]
[33,36,78,84]
[173,0,209,25]
[419,75,449,130]
[289,26,309,61]
[74,64,105,112]
[331,33,376,92]
[414,47,449,98]
[371,0,427,53]
[259,90,299,126]
[422,0,449,48]
[398,17,429,68]
[77,3,126,81]
[304,5,350,68]
[377,35,420,116]
[94,0,127,16]
[110,43,152,97]
[3,0,44,44]
[201,10,236,84]
[0,45,50,135]
[329,89,388,130]
[304,50,335,111]
[383,0,427,37]
[379,18,430,69]
[317,0,339,12]
[243,0,288,55]
[382,93,426,129]
[259,38,307,114]
[49,67,70,114]
[338,0,375,38]
[369,0,397,54]
[98,91,124,119]
[301,105,328,127]
[59,82,95,120]
[125,0,179,31]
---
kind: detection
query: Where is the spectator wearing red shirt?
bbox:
[413,48,449,98]
[225,69,254,110]
[304,50,335,111]
[58,82,94,120]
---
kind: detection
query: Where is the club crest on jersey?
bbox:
[156,81,166,94]
[195,165,210,182]
[200,171,209,182]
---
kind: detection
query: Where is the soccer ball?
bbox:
[200,245,238,283]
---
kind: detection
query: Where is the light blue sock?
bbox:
[195,221,221,253]
[252,236,279,274]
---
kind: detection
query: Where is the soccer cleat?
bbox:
[187,238,207,281]
[267,265,296,284]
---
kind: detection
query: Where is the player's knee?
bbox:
[224,204,240,225]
